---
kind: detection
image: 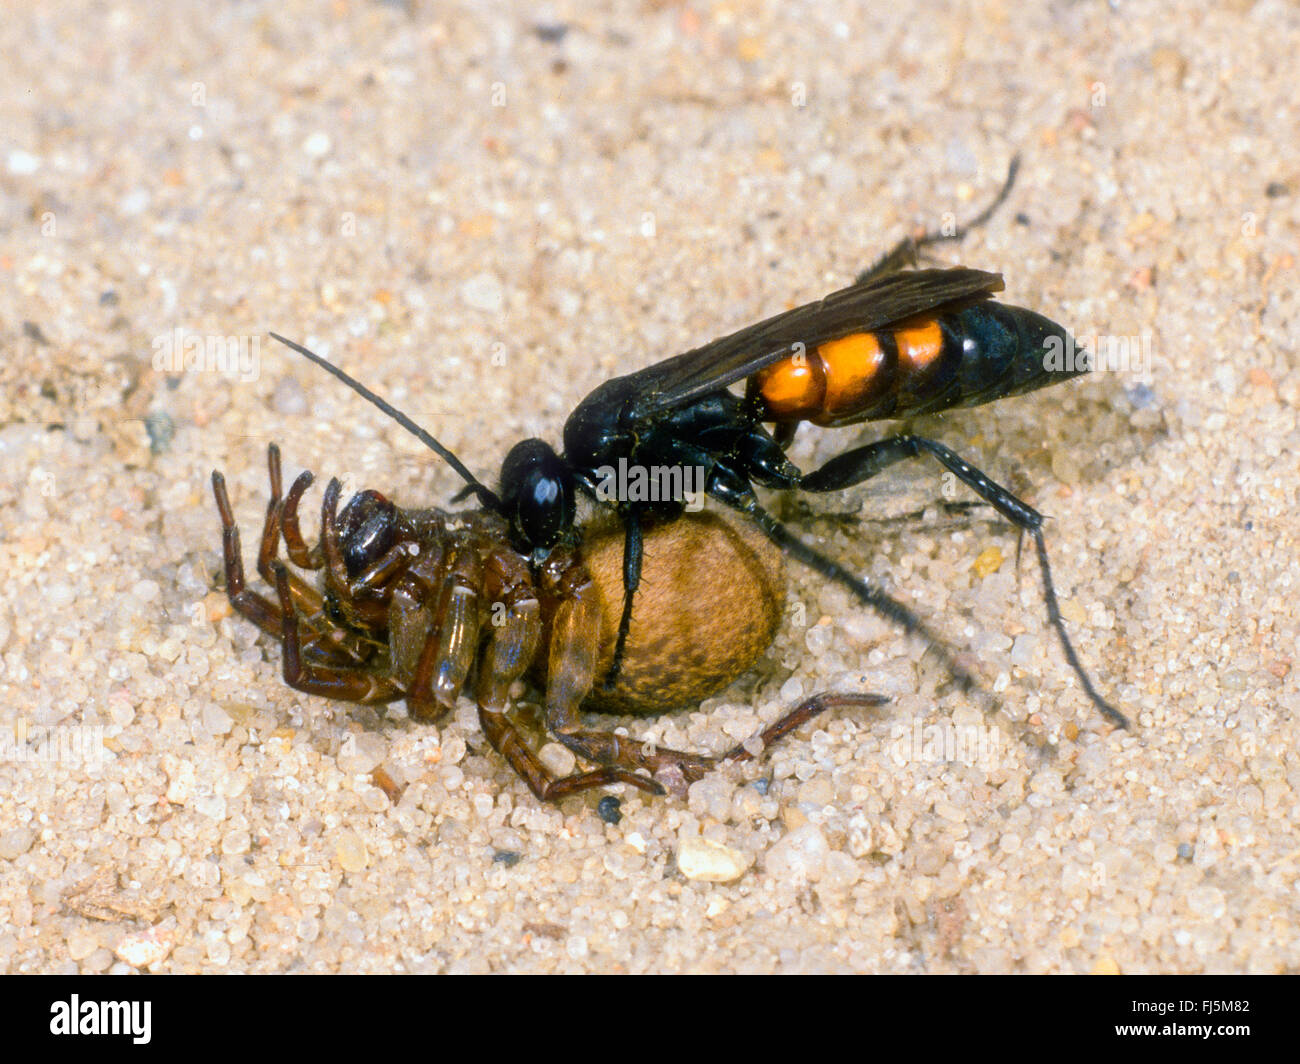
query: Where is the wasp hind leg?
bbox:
[702,475,988,705]
[800,433,1129,729]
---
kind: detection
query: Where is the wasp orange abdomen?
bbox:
[747,317,953,426]
[747,302,1083,429]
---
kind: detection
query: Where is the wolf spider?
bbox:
[212,445,885,801]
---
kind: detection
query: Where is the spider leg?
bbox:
[269,563,404,704]
[258,445,331,618]
[721,692,889,764]
[402,546,483,722]
[472,591,663,798]
[212,469,289,638]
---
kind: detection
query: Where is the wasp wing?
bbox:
[627,267,1004,420]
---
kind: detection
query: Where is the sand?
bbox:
[1,0,1296,973]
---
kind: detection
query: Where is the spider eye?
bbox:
[499,439,574,550]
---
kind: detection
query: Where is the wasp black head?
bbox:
[499,438,575,552]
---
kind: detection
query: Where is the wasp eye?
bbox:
[499,438,574,550]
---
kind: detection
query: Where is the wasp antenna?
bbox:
[268,333,502,511]
[856,154,1023,283]
[955,153,1021,236]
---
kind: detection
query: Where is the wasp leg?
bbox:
[269,563,404,703]
[800,434,1128,728]
[602,504,644,690]
[856,155,1021,283]
[801,434,1043,525]
[705,474,986,704]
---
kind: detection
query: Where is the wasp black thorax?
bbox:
[562,373,799,517]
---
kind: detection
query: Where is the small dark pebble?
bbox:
[1244,520,1253,532]
[1265,181,1290,198]
[492,850,522,868]
[99,290,119,306]
[1125,381,1157,410]
[596,796,622,825]
[1176,842,1194,861]
[533,22,569,43]
[145,410,176,454]
[752,777,770,796]
[1014,212,1031,226]
[23,321,49,344]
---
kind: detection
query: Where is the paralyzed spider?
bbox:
[212,444,885,801]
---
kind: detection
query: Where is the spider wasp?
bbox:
[269,156,1127,730]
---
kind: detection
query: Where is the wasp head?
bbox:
[498,438,575,553]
